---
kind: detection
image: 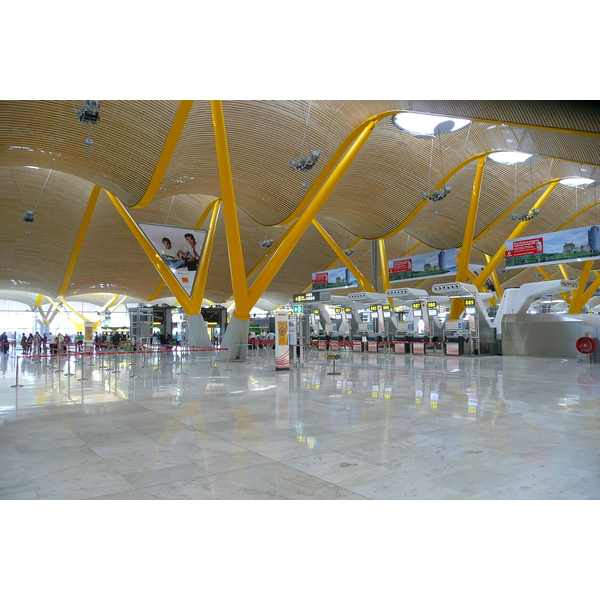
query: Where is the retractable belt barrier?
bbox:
[7,345,229,389]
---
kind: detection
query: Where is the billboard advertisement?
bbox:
[312,267,358,291]
[505,225,600,269]
[137,223,208,296]
[388,248,457,282]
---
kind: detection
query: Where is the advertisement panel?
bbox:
[311,267,358,291]
[505,225,600,269]
[275,313,290,370]
[137,223,208,296]
[388,248,457,282]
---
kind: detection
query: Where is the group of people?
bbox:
[17,332,69,355]
[248,330,276,349]
[160,233,201,271]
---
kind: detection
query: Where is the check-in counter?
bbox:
[393,335,410,354]
[445,336,466,355]
[411,335,428,355]
[367,335,381,352]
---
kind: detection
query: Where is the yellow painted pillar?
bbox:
[568,261,594,313]
[248,118,378,308]
[473,181,560,289]
[449,156,486,318]
[311,220,375,292]
[210,101,251,319]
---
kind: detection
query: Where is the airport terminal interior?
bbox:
[1,100,599,502]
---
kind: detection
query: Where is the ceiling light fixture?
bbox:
[290,150,320,172]
[511,209,539,222]
[343,248,354,256]
[77,100,101,156]
[259,239,275,249]
[422,186,451,202]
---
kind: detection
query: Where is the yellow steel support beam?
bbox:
[58,185,101,298]
[133,100,195,209]
[105,190,196,315]
[449,156,486,319]
[473,179,563,244]
[378,239,391,297]
[44,297,79,328]
[210,100,251,319]
[59,299,87,325]
[534,266,572,304]
[195,197,221,229]
[466,269,497,306]
[472,181,560,289]
[568,261,594,314]
[37,305,50,327]
[279,111,398,228]
[574,272,600,312]
[380,152,492,241]
[248,118,379,309]
[311,220,375,292]
[557,200,600,231]
[188,199,221,313]
[486,254,503,300]
[147,281,166,302]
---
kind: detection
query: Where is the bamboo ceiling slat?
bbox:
[1,100,599,308]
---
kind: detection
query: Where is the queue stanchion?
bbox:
[78,351,88,381]
[56,350,64,373]
[130,349,139,378]
[11,356,23,388]
[65,350,75,377]
[112,348,120,373]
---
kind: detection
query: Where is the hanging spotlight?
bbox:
[343,248,354,256]
[22,210,34,223]
[511,209,539,222]
[259,239,275,249]
[290,150,320,172]
[77,101,101,124]
[422,186,451,202]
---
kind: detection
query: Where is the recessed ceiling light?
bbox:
[559,177,595,187]
[392,113,470,136]
[488,151,532,164]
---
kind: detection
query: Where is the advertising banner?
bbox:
[275,313,290,371]
[137,223,208,295]
[505,225,600,269]
[312,267,358,291]
[388,248,457,282]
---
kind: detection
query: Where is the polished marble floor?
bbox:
[0,346,599,500]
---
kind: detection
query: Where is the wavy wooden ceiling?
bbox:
[0,100,599,308]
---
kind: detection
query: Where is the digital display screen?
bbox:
[428,308,438,316]
[370,305,378,312]
[465,299,475,306]
[412,302,422,310]
[466,307,476,315]
[345,307,352,313]
[427,301,437,309]
[413,310,422,318]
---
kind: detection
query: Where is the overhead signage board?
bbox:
[505,225,600,269]
[137,223,208,297]
[293,291,331,303]
[311,267,358,291]
[388,248,457,282]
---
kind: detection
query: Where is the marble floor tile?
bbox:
[1,351,599,500]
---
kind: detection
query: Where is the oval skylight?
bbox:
[559,177,595,187]
[393,112,471,136]
[488,151,532,164]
